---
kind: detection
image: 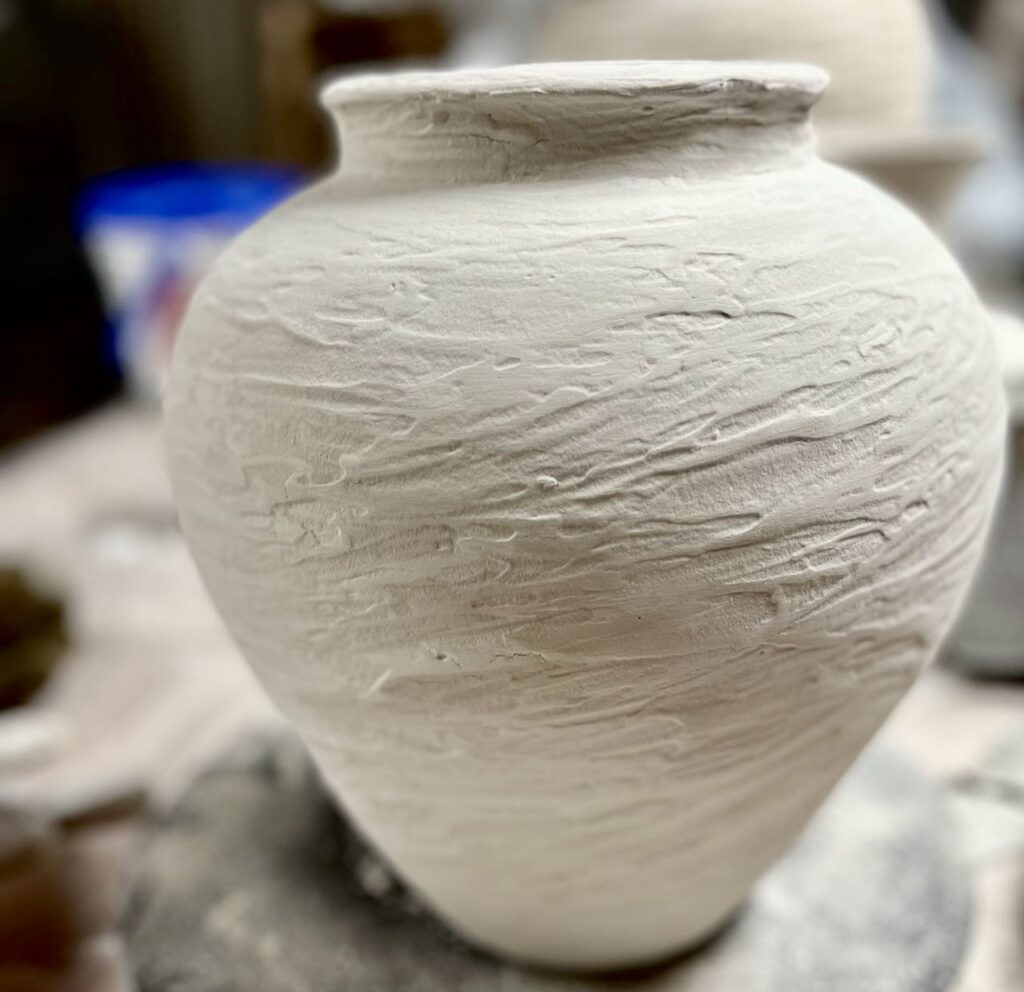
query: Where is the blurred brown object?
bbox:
[0,808,75,970]
[261,0,448,168]
[0,805,138,992]
[940,0,992,35]
[260,0,322,166]
[89,0,261,162]
[0,1,124,450]
[79,0,448,168]
[0,571,65,712]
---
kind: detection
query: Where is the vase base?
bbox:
[124,733,969,991]
[456,898,743,977]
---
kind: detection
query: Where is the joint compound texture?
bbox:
[164,64,1005,971]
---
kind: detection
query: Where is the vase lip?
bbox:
[322,60,828,112]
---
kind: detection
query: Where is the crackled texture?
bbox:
[164,64,1005,971]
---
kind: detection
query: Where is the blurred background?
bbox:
[0,1,1022,990]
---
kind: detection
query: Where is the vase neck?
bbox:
[323,62,825,191]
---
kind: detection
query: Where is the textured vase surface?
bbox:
[164,62,1004,971]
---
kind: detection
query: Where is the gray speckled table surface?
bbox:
[123,735,970,992]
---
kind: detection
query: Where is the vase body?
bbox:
[536,0,932,132]
[164,63,1004,971]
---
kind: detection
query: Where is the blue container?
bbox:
[77,164,302,398]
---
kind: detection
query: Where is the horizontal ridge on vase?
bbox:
[163,61,1005,972]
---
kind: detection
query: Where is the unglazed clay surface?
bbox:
[536,0,932,131]
[164,63,1005,971]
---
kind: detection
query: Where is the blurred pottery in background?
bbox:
[0,569,66,712]
[823,128,987,230]
[164,62,1004,971]
[535,0,932,130]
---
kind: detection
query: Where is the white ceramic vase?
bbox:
[536,0,932,132]
[164,62,1004,972]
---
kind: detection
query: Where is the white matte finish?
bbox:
[164,63,1004,971]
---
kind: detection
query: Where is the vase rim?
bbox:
[322,60,828,112]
